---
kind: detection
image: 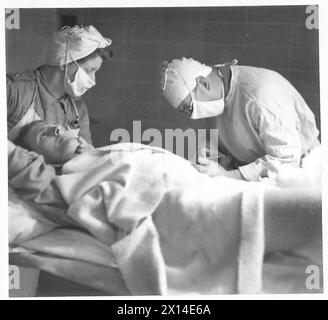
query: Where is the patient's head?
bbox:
[15,120,80,164]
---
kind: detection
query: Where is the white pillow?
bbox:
[9,187,55,245]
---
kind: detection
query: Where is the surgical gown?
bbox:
[208,65,319,181]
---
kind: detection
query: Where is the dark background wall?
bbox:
[6,6,320,148]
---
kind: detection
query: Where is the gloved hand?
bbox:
[193,160,228,177]
[197,147,233,169]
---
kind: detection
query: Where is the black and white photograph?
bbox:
[4,1,325,299]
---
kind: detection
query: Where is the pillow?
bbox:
[9,186,55,245]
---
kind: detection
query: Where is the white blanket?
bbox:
[10,143,268,295]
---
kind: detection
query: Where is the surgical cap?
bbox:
[161,57,212,109]
[45,25,112,66]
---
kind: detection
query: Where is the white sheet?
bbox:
[10,143,267,295]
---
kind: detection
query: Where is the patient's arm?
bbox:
[8,140,55,191]
[8,140,67,208]
[264,188,322,254]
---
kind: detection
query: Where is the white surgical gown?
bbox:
[208,66,319,181]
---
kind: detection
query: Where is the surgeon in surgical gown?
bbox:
[161,58,320,181]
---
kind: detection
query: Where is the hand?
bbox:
[197,147,212,165]
[75,137,94,154]
[197,147,233,169]
[193,160,228,177]
[218,153,233,169]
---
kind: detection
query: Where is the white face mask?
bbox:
[190,82,225,119]
[64,61,95,98]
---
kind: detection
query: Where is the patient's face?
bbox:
[24,122,80,164]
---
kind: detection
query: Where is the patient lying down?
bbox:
[10,120,322,294]
[15,120,85,165]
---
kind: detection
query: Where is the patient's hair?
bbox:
[14,120,44,150]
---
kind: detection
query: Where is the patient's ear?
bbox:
[196,76,210,90]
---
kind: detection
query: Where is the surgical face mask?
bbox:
[190,83,225,119]
[64,61,95,98]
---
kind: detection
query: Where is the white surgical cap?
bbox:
[45,25,112,66]
[161,57,212,108]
